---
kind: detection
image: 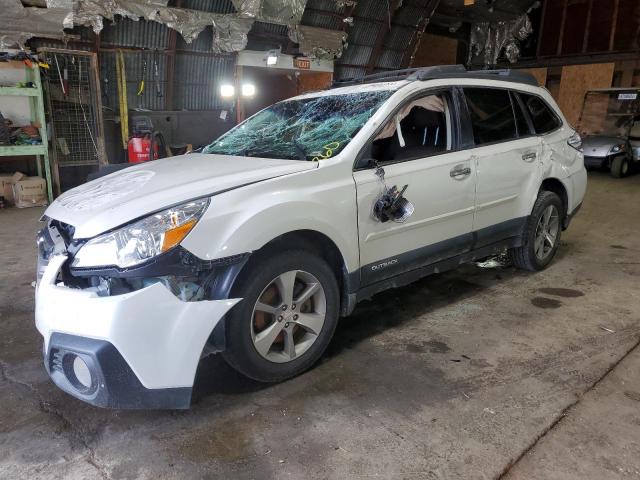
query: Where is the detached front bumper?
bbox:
[583,155,608,168]
[36,255,240,409]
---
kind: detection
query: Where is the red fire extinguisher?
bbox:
[127,116,165,163]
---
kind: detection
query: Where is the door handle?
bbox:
[450,165,471,178]
[522,152,537,162]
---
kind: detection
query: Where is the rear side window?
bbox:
[519,93,562,134]
[464,88,518,145]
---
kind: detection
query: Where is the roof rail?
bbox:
[331,68,426,88]
[331,65,539,88]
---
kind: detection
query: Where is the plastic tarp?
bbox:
[232,0,307,25]
[288,24,348,59]
[0,0,72,48]
[71,0,254,51]
[469,14,532,67]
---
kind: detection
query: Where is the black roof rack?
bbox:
[331,65,538,88]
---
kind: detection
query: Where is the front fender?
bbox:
[181,166,360,274]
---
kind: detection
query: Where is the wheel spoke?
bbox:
[254,301,279,315]
[283,328,296,360]
[294,282,320,305]
[294,312,324,336]
[544,232,555,247]
[274,271,297,306]
[253,321,285,357]
[542,206,553,229]
[534,234,545,258]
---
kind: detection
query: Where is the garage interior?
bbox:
[1,0,640,478]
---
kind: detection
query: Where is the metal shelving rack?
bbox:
[0,61,53,203]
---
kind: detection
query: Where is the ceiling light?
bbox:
[241,83,256,97]
[220,84,235,98]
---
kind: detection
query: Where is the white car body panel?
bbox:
[181,158,360,273]
[354,150,475,267]
[472,136,543,231]
[46,154,317,239]
[36,255,240,389]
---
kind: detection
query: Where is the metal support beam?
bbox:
[164,0,181,110]
[556,0,568,56]
[535,0,548,58]
[364,0,403,74]
[609,0,620,51]
[582,0,594,53]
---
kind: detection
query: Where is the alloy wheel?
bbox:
[251,270,326,363]
[534,205,560,261]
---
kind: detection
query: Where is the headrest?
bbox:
[408,107,441,128]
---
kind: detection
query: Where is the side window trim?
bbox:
[453,86,475,150]
[354,87,459,170]
[511,91,536,137]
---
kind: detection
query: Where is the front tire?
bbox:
[509,191,563,271]
[222,250,339,382]
[611,155,630,178]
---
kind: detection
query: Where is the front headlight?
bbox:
[72,198,209,269]
[611,143,625,153]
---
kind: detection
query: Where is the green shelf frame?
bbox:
[0,61,53,203]
[0,86,39,97]
[0,144,47,156]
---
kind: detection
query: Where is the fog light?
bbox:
[63,353,95,393]
[73,356,92,389]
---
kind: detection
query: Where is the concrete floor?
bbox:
[1,171,639,480]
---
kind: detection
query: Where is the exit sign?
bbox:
[295,57,311,69]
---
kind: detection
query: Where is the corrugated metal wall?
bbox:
[174,54,235,110]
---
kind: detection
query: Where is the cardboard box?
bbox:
[12,176,47,208]
[0,174,14,205]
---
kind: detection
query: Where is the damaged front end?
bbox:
[35,213,246,409]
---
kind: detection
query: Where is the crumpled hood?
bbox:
[582,135,625,157]
[44,154,317,239]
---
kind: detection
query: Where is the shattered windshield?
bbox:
[203,90,394,160]
[578,90,640,138]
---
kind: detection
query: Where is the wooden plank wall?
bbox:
[557,63,615,125]
[411,34,458,67]
[520,68,548,87]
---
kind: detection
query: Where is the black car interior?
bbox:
[372,102,448,163]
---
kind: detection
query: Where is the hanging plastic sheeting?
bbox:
[288,25,348,60]
[72,0,170,36]
[71,0,255,51]
[468,14,533,67]
[230,0,261,18]
[0,0,72,48]
[210,16,254,53]
[259,0,307,26]
[231,0,307,26]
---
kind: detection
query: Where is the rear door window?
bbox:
[519,93,562,134]
[464,88,518,145]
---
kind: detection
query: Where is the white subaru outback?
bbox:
[35,66,586,409]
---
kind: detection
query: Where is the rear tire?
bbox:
[222,250,339,382]
[509,191,563,271]
[610,155,630,178]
